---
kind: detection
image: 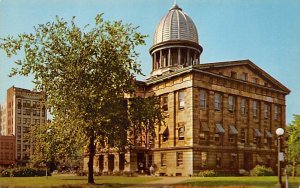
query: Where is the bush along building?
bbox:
[84,4,290,176]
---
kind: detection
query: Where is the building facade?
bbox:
[0,103,6,135]
[85,4,290,176]
[5,86,47,163]
[0,135,16,167]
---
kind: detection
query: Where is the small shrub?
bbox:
[1,169,11,177]
[198,170,216,177]
[250,165,274,176]
[0,167,47,177]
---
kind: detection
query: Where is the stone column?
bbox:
[94,155,100,172]
[103,154,109,173]
[145,153,149,169]
[160,50,163,68]
[187,49,190,65]
[114,153,120,172]
[152,54,154,71]
[154,52,157,70]
[168,48,171,66]
[178,48,181,65]
[124,152,131,172]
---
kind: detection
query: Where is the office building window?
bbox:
[199,89,207,108]
[178,126,185,140]
[178,90,185,109]
[241,128,246,144]
[214,93,221,111]
[177,152,183,166]
[230,71,237,78]
[23,100,31,108]
[17,99,22,109]
[228,95,234,112]
[253,100,258,117]
[253,77,259,84]
[161,153,167,167]
[161,95,168,112]
[216,154,222,168]
[241,72,248,81]
[241,98,247,115]
[264,103,270,119]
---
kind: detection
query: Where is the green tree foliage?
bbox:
[128,96,164,148]
[287,114,300,176]
[0,14,147,183]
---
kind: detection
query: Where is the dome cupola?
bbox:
[150,4,203,77]
[153,4,199,45]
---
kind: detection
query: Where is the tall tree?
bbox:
[0,14,146,183]
[287,114,300,176]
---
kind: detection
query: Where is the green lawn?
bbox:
[0,175,300,188]
[181,176,300,188]
[0,175,160,187]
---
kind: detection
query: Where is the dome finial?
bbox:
[170,2,182,11]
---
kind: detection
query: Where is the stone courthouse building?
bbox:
[86,4,290,176]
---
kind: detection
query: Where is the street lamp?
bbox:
[45,129,52,178]
[276,128,284,188]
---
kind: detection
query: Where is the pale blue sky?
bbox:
[0,0,299,123]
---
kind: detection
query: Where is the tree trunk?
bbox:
[292,161,295,177]
[88,128,95,184]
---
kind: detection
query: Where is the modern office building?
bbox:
[85,4,290,176]
[0,103,6,135]
[5,86,47,163]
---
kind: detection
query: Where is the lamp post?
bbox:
[46,129,52,178]
[276,128,284,188]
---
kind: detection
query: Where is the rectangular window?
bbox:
[162,95,168,112]
[23,108,31,116]
[200,122,209,141]
[23,100,31,108]
[42,107,46,117]
[176,152,183,166]
[253,100,258,117]
[201,152,207,167]
[230,71,237,78]
[17,117,21,124]
[241,128,246,143]
[199,89,206,109]
[214,93,221,111]
[228,95,234,112]
[230,154,237,168]
[34,119,40,125]
[241,72,248,81]
[161,153,167,167]
[264,103,270,119]
[228,134,235,143]
[216,154,222,168]
[178,91,185,109]
[178,126,185,140]
[32,101,40,108]
[17,99,22,109]
[241,98,247,115]
[253,77,259,84]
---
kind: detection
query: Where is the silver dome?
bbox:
[153,4,199,45]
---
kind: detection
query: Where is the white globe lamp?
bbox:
[276,128,284,136]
